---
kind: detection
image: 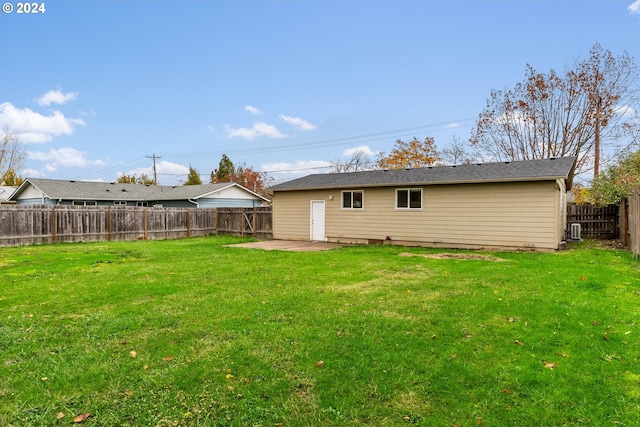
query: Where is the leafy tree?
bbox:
[0,127,25,184]
[1,168,22,186]
[116,173,155,185]
[331,149,373,173]
[235,164,271,194]
[209,155,271,195]
[212,154,236,183]
[376,137,440,169]
[471,44,640,185]
[590,150,640,205]
[184,164,203,185]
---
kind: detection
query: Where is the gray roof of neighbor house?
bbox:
[10,178,270,202]
[269,157,576,191]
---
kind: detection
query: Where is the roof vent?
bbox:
[450,165,456,168]
[121,189,127,192]
[549,157,556,160]
[504,161,510,164]
[405,167,411,171]
[69,180,76,183]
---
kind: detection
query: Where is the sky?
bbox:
[1,0,640,186]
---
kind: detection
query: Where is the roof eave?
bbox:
[271,175,569,192]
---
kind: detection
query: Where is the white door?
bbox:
[311,201,325,241]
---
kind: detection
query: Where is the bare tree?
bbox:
[330,149,374,173]
[471,44,640,184]
[0,127,26,184]
[440,136,482,165]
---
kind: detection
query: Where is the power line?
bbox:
[158,118,476,159]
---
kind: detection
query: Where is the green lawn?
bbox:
[1,236,639,426]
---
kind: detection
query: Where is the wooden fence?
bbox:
[566,204,619,240]
[628,193,640,257]
[0,205,272,247]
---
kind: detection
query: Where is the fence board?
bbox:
[0,205,272,247]
[629,193,640,257]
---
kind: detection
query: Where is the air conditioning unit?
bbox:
[569,223,582,242]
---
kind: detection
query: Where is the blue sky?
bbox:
[1,0,640,185]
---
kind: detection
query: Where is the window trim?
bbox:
[395,188,423,210]
[341,190,364,209]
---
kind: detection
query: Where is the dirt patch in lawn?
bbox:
[399,252,508,262]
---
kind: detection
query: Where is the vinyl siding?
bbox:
[273,181,563,250]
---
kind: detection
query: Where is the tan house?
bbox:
[269,157,576,250]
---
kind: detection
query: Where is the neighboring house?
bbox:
[0,186,17,204]
[269,157,576,250]
[9,178,269,208]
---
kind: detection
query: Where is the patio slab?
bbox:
[228,240,343,252]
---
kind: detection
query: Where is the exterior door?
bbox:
[311,201,325,241]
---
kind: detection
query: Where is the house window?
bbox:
[396,189,422,209]
[136,201,149,207]
[114,201,126,206]
[73,201,97,206]
[342,190,363,209]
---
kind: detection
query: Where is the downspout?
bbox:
[188,199,199,208]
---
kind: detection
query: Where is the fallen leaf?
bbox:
[557,352,569,358]
[143,365,149,370]
[592,320,601,326]
[56,412,65,420]
[226,373,234,379]
[514,340,523,345]
[580,276,586,281]
[502,388,511,394]
[119,340,127,345]
[477,418,483,425]
[163,356,174,361]
[41,377,48,381]
[124,390,133,396]
[602,333,609,341]
[315,360,324,368]
[73,413,91,423]
[129,350,137,358]
[543,361,558,369]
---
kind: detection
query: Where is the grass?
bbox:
[1,236,639,426]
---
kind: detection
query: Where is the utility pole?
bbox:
[594,95,602,179]
[146,154,161,185]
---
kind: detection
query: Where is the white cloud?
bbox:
[614,104,637,119]
[280,115,317,131]
[121,161,190,183]
[28,147,105,172]
[225,122,287,140]
[629,0,640,14]
[0,102,86,143]
[343,145,375,156]
[20,167,43,178]
[261,159,332,181]
[244,105,264,115]
[36,90,78,106]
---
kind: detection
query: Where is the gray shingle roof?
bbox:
[13,179,268,202]
[269,157,576,191]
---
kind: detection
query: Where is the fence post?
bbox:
[187,209,191,237]
[51,206,57,244]
[143,209,148,240]
[253,206,257,237]
[108,207,112,241]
